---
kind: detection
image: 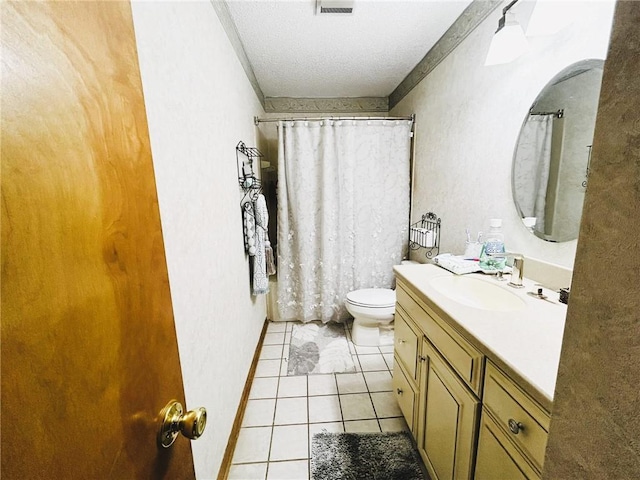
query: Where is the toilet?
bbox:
[346,288,396,346]
[346,260,418,346]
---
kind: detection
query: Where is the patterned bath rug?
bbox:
[311,431,426,480]
[287,321,356,375]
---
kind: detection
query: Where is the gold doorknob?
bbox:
[158,400,207,448]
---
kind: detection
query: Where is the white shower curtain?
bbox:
[276,119,412,323]
[513,115,554,232]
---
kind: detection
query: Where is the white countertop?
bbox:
[394,263,567,406]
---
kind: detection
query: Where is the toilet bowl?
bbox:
[346,260,419,346]
[346,288,396,346]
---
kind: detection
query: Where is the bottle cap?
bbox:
[490,218,502,228]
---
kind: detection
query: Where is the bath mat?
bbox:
[311,431,426,480]
[287,321,356,375]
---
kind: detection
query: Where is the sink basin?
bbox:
[429,275,526,312]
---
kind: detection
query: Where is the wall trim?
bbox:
[210,0,265,107]
[389,0,502,109]
[217,318,269,480]
[264,96,389,113]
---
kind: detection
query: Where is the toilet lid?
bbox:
[346,288,396,308]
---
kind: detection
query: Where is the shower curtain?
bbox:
[276,119,412,323]
[513,114,554,233]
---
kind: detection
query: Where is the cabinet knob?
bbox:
[396,388,403,395]
[419,356,427,362]
[508,418,524,435]
[397,338,405,344]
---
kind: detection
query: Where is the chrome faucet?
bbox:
[488,252,525,288]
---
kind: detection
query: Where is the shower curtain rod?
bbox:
[254,114,415,125]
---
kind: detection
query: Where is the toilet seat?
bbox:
[346,288,395,308]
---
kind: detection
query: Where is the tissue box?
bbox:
[410,227,434,248]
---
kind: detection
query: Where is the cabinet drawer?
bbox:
[475,409,539,480]
[392,359,415,432]
[397,283,484,395]
[483,362,550,471]
[394,307,419,382]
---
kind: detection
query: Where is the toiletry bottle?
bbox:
[479,218,506,270]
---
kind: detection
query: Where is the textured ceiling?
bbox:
[225,0,473,98]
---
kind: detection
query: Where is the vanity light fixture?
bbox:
[526,0,574,36]
[484,0,529,66]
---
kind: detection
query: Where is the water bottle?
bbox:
[479,219,506,270]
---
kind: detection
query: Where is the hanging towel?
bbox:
[243,202,256,256]
[252,194,270,295]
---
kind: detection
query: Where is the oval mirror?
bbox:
[512,59,604,242]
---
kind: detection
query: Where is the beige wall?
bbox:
[544,2,640,477]
[131,2,266,477]
[391,2,615,269]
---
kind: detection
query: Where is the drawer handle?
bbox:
[419,356,427,363]
[397,338,405,344]
[508,419,524,435]
[396,388,403,395]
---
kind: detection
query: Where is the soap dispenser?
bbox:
[479,218,506,271]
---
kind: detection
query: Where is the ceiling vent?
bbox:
[316,0,354,15]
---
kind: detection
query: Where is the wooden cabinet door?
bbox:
[475,411,539,480]
[417,338,480,480]
[1,2,195,478]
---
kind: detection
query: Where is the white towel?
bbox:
[252,194,269,295]
[243,202,256,256]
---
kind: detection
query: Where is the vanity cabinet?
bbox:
[393,278,551,480]
[417,337,480,480]
[475,362,550,479]
[394,280,482,480]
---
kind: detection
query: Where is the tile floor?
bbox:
[228,320,409,480]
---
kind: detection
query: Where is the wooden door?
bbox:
[1,2,195,478]
[418,339,480,480]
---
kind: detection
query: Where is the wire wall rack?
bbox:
[236,141,264,205]
[409,212,441,258]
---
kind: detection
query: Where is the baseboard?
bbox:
[217,318,269,480]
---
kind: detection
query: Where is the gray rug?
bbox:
[311,431,426,480]
[287,321,356,375]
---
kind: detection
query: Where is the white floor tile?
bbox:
[266,460,309,480]
[379,417,409,432]
[249,377,279,400]
[335,372,368,394]
[371,391,403,418]
[242,398,276,427]
[233,426,272,464]
[363,370,393,392]
[308,422,344,444]
[277,376,307,398]
[228,462,267,480]
[358,353,389,371]
[379,344,394,354]
[255,359,282,378]
[308,374,337,396]
[340,393,376,421]
[260,344,284,360]
[279,358,290,376]
[267,322,287,333]
[308,395,342,423]
[264,332,286,345]
[270,424,309,461]
[383,353,394,370]
[354,344,380,354]
[344,419,381,433]
[274,397,308,425]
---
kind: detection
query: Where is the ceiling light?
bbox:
[485,1,529,66]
